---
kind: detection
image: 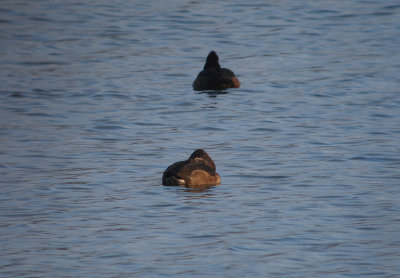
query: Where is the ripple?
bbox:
[94,125,125,130]
[19,61,69,66]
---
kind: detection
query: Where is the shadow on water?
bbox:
[197,90,230,98]
[163,183,219,195]
[183,184,219,193]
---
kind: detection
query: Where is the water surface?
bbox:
[1,0,400,277]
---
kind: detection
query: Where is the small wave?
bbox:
[94,125,125,130]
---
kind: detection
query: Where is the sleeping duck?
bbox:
[162,149,221,187]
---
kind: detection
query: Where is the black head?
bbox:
[188,149,216,170]
[204,51,221,70]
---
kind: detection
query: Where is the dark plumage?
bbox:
[193,51,240,91]
[162,149,221,187]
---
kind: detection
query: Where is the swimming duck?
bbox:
[192,51,240,91]
[162,149,221,187]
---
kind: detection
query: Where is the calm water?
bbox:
[1,0,400,277]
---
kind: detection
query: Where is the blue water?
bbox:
[1,0,400,277]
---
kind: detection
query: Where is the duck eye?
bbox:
[195,157,202,161]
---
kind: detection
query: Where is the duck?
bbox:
[162,149,221,187]
[192,51,240,91]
